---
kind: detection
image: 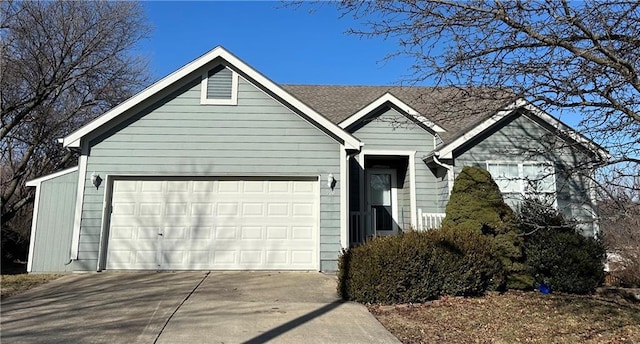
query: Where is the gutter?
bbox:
[427,152,455,196]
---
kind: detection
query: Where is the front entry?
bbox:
[366,169,398,236]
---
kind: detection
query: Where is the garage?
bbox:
[106,178,319,270]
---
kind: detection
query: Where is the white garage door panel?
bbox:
[106,179,318,270]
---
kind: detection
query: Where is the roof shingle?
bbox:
[282,85,517,143]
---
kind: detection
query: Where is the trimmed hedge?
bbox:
[337,228,504,304]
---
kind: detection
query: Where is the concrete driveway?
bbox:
[1,271,400,343]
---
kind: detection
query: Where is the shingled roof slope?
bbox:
[282,85,517,143]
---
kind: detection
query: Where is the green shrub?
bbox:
[442,166,516,232]
[442,166,531,289]
[337,228,504,304]
[520,199,606,294]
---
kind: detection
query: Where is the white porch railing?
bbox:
[349,210,447,245]
[417,209,446,230]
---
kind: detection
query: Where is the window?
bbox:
[200,65,238,105]
[486,162,556,208]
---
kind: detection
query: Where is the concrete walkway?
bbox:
[1,272,400,343]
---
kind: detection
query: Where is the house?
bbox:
[26,46,608,273]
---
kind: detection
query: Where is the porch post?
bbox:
[357,153,366,243]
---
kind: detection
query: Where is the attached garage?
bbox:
[106,177,319,270]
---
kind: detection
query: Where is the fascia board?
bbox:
[435,98,610,161]
[25,166,79,187]
[521,103,611,161]
[340,93,446,133]
[436,98,527,159]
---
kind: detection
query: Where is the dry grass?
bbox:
[369,291,640,344]
[1,274,61,299]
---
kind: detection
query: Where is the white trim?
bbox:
[26,185,41,272]
[438,99,526,159]
[360,149,417,157]
[340,145,348,249]
[357,153,366,240]
[96,174,323,271]
[360,149,417,234]
[315,175,321,271]
[522,102,610,161]
[26,166,79,186]
[339,92,446,132]
[25,166,79,272]
[96,174,115,272]
[408,154,417,227]
[199,67,238,105]
[589,172,600,236]
[62,46,361,150]
[70,154,88,259]
[436,98,609,160]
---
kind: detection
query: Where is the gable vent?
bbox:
[201,64,238,105]
[207,66,233,99]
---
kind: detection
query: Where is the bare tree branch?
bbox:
[320,0,638,193]
[0,0,151,258]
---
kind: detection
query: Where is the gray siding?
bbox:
[78,76,342,271]
[352,108,441,223]
[436,173,449,212]
[30,171,78,272]
[399,166,411,229]
[454,112,597,235]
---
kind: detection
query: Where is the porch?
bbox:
[347,152,446,246]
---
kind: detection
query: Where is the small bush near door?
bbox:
[337,229,504,304]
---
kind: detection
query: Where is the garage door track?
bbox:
[1,272,399,343]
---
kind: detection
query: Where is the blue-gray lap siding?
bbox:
[30,171,78,272]
[453,112,597,235]
[77,76,342,271]
[350,108,442,227]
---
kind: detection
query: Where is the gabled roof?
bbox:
[62,46,361,150]
[283,85,608,161]
[435,98,610,160]
[282,85,515,143]
[338,92,446,133]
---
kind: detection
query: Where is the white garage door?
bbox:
[106,178,319,270]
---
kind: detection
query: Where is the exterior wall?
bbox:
[434,167,450,213]
[351,108,441,222]
[453,112,597,235]
[30,171,78,272]
[399,166,411,229]
[78,76,342,271]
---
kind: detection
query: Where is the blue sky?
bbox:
[140,1,415,85]
[139,1,588,128]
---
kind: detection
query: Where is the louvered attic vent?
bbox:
[200,65,238,105]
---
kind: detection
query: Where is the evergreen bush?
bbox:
[442,166,531,289]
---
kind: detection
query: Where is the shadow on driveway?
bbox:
[2,271,399,344]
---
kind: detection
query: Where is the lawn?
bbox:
[369,290,640,344]
[1,274,62,299]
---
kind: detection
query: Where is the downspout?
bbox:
[431,152,454,196]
